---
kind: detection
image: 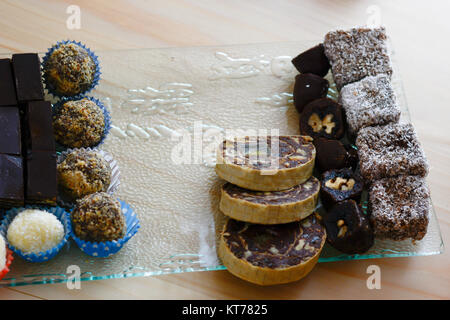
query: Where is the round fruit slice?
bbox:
[220,176,320,224]
[218,213,326,286]
[215,136,316,191]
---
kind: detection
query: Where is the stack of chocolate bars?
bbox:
[0,54,57,209]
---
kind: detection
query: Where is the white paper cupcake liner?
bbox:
[0,206,70,263]
[57,147,120,208]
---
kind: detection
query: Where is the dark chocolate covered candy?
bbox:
[322,200,374,254]
[313,138,355,172]
[291,44,330,77]
[293,73,329,113]
[320,168,364,208]
[299,98,344,140]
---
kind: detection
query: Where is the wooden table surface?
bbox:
[0,0,449,300]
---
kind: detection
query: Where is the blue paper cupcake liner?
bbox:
[52,96,111,152]
[0,206,71,263]
[42,40,101,100]
[69,200,140,258]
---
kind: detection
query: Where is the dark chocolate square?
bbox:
[0,106,22,155]
[0,154,24,208]
[25,101,55,153]
[26,151,57,205]
[0,59,17,106]
[12,53,44,102]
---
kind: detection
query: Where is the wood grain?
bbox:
[0,0,449,299]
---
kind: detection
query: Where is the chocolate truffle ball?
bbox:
[53,98,105,148]
[71,192,126,242]
[43,43,96,97]
[57,149,111,200]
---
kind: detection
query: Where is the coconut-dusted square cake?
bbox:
[369,175,430,241]
[356,123,428,182]
[323,26,392,90]
[339,74,400,136]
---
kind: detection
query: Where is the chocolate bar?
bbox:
[24,101,55,153]
[0,106,21,155]
[0,154,24,208]
[0,59,17,106]
[25,151,57,205]
[12,53,44,102]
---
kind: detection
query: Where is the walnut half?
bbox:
[325,177,355,191]
[307,113,336,134]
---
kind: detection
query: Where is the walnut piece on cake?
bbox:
[339,74,401,136]
[356,123,429,182]
[369,175,430,241]
[323,26,392,90]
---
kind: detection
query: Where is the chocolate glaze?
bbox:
[223,176,319,205]
[223,214,325,268]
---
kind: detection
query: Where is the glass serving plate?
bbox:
[0,41,444,287]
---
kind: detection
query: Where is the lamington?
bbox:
[339,74,401,136]
[323,26,392,90]
[356,123,428,182]
[369,175,430,241]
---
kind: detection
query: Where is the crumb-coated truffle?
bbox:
[7,209,65,254]
[71,192,126,242]
[58,149,111,200]
[369,175,429,241]
[43,43,96,96]
[53,98,105,148]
